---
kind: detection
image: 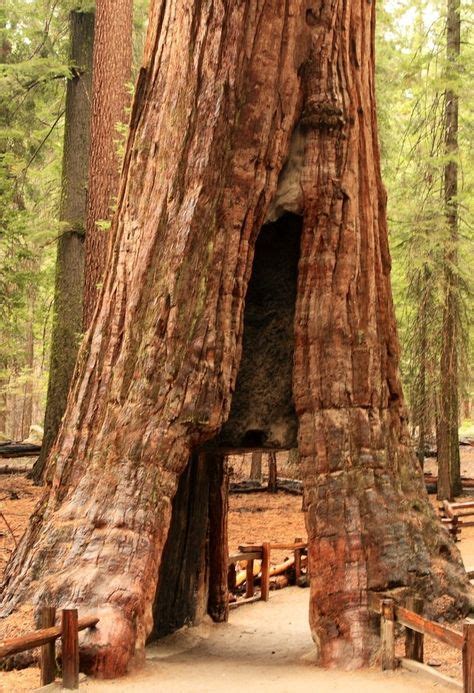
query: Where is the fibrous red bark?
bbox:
[1,0,471,677]
[82,0,133,329]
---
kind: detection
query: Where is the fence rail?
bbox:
[440,500,474,540]
[0,607,98,689]
[368,593,473,693]
[228,539,308,608]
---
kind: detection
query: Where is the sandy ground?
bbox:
[1,450,474,691]
[78,588,454,693]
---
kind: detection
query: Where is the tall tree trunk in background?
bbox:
[82,0,133,329]
[20,300,34,440]
[437,0,461,500]
[249,451,262,482]
[267,452,278,493]
[2,1,470,676]
[9,362,22,441]
[30,11,94,483]
[0,359,7,436]
[416,308,427,468]
[415,264,433,469]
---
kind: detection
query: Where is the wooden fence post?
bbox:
[61,609,79,690]
[381,599,396,671]
[227,562,236,593]
[405,597,424,662]
[452,515,459,542]
[294,537,302,582]
[246,559,254,598]
[463,621,474,693]
[39,606,56,686]
[261,542,270,601]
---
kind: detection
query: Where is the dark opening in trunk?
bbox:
[150,454,210,640]
[218,212,301,451]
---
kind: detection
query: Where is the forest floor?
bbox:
[0,447,473,690]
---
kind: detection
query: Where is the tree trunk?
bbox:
[249,451,262,482]
[30,11,94,483]
[437,0,462,500]
[207,454,229,623]
[82,0,133,329]
[0,358,7,436]
[20,295,35,440]
[1,1,470,676]
[267,452,278,493]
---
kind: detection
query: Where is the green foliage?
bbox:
[0,0,150,437]
[0,0,70,433]
[376,0,473,431]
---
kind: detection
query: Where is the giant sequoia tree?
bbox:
[1,0,471,677]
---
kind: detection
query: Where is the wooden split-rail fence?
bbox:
[0,607,98,689]
[368,592,474,692]
[440,500,474,542]
[227,538,308,607]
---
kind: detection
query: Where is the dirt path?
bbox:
[81,588,452,693]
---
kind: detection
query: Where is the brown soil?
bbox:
[0,475,42,579]
[229,491,305,563]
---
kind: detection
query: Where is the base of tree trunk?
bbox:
[302,407,471,668]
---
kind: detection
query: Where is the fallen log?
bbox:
[229,478,304,495]
[232,554,308,589]
[0,443,41,459]
[231,475,474,496]
[270,575,289,590]
[0,464,34,475]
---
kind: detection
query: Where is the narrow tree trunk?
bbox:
[0,359,7,435]
[437,0,462,500]
[20,296,35,440]
[9,362,22,441]
[267,452,278,493]
[249,451,262,482]
[416,277,429,469]
[30,11,94,483]
[1,1,470,677]
[82,0,133,329]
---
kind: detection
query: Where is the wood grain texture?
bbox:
[404,597,424,663]
[396,607,463,650]
[463,622,474,693]
[82,0,133,328]
[40,606,56,686]
[261,543,271,602]
[61,609,79,690]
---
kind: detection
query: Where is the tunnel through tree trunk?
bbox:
[150,454,210,640]
[151,452,228,638]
